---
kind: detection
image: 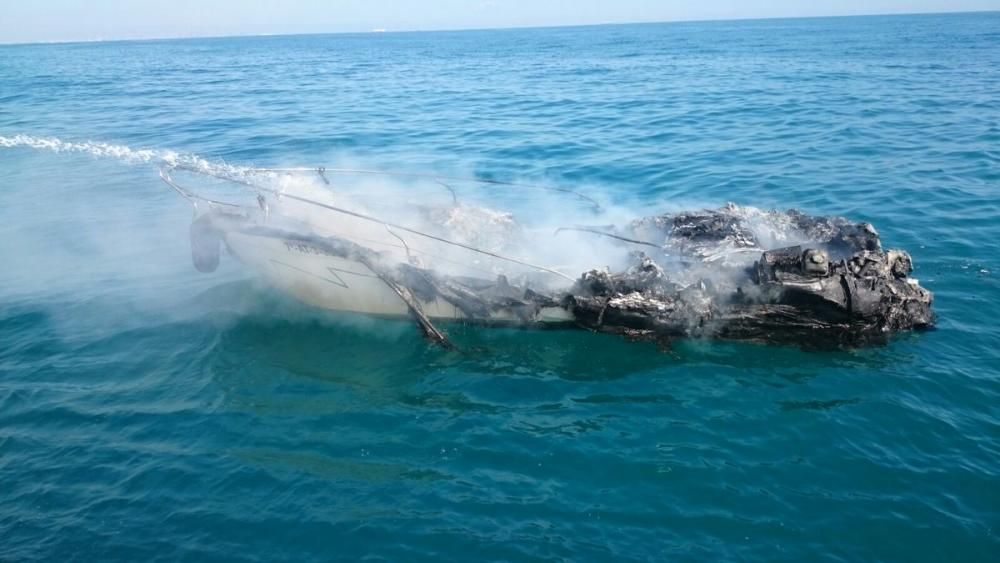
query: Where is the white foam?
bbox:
[0,134,249,179]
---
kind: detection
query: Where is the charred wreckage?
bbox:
[165,165,935,349]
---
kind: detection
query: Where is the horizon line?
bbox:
[0,8,995,47]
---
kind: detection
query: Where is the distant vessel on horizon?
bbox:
[371,28,387,33]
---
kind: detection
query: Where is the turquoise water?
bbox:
[2,12,999,561]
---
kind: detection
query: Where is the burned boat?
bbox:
[164,165,934,348]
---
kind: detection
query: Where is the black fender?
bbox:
[190,214,221,273]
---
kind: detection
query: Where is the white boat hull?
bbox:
[223,229,575,324]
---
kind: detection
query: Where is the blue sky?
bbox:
[2,0,998,43]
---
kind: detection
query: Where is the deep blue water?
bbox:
[2,12,999,561]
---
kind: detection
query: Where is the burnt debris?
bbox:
[563,205,934,347]
[407,204,935,347]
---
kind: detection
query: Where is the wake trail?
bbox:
[0,134,250,179]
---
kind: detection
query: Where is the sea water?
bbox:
[1,13,998,561]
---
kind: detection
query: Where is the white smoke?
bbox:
[1,134,853,317]
[0,135,634,301]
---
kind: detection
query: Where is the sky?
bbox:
[1,0,998,44]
